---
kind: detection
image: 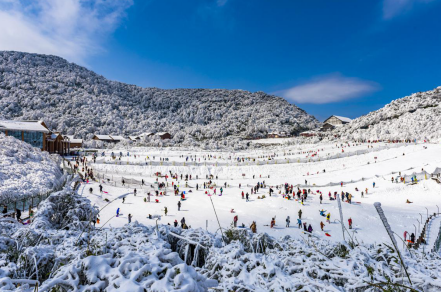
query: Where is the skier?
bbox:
[178,201,181,211]
[128,214,132,223]
[320,221,325,231]
[233,215,238,227]
[164,207,168,216]
[297,218,302,229]
[348,217,353,229]
[286,216,290,227]
[298,209,302,219]
[116,208,120,217]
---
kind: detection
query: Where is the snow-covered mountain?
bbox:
[0,51,320,146]
[332,86,441,141]
[0,133,64,202]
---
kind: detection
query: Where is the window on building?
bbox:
[8,130,22,140]
[23,131,43,149]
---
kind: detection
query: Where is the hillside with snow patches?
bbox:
[0,133,64,202]
[332,86,441,141]
[0,51,320,148]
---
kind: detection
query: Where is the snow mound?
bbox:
[0,133,63,202]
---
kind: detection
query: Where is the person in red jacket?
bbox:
[348,217,353,229]
[233,215,238,227]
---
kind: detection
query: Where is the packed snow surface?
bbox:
[85,142,441,248]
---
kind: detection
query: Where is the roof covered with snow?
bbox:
[64,135,83,143]
[94,135,113,140]
[332,116,352,123]
[110,135,126,141]
[156,132,170,136]
[0,120,49,133]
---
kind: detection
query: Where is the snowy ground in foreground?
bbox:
[82,142,441,250]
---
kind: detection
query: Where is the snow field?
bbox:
[82,142,441,251]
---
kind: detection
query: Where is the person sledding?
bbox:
[250,221,257,233]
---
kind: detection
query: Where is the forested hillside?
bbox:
[0,51,320,147]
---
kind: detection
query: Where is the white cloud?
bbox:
[0,0,132,64]
[382,0,433,19]
[278,74,380,104]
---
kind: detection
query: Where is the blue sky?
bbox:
[1,0,441,121]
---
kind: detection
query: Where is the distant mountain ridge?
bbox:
[331,86,441,141]
[0,51,320,147]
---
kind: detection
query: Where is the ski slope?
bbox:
[79,142,441,250]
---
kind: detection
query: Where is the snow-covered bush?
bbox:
[0,133,64,202]
[0,178,217,292]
